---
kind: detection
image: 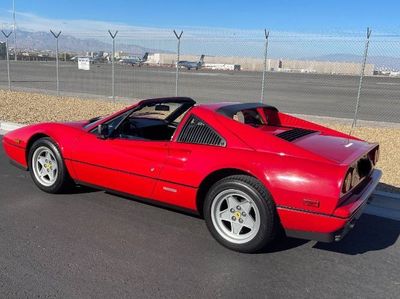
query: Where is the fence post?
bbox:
[13,0,17,61]
[173,30,183,96]
[108,30,118,102]
[261,29,270,103]
[50,30,61,96]
[1,30,12,90]
[351,27,372,130]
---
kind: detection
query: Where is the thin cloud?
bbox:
[1,9,391,41]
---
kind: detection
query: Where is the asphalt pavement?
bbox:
[0,136,399,298]
[0,61,399,122]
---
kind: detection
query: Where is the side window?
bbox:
[107,111,130,131]
[177,116,226,147]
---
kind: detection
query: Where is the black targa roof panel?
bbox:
[216,103,278,117]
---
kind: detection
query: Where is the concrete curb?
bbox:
[0,121,24,133]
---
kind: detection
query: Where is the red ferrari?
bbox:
[2,97,381,252]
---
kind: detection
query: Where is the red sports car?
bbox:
[2,97,381,252]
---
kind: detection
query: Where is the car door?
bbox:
[151,114,228,210]
[70,132,169,199]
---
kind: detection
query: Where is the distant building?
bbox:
[0,42,6,60]
[149,53,375,76]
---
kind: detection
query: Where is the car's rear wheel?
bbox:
[204,175,277,253]
[28,137,73,193]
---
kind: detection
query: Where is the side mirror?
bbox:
[98,123,110,139]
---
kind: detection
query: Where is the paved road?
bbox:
[0,136,399,298]
[0,61,399,122]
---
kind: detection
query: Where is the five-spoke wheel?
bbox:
[204,175,277,253]
[32,146,59,187]
[211,189,260,244]
[28,137,73,193]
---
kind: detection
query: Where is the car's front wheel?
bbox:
[204,175,277,253]
[28,137,73,193]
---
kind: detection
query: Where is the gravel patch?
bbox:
[0,90,398,193]
[0,90,128,124]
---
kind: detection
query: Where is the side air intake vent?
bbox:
[177,116,226,147]
[276,128,317,142]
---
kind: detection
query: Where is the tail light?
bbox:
[374,148,380,165]
[342,169,353,194]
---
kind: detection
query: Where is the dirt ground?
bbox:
[0,90,398,192]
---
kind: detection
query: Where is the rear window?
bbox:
[232,109,264,127]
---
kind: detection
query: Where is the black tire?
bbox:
[28,137,74,193]
[204,175,277,253]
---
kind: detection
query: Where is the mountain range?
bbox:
[6,30,164,55]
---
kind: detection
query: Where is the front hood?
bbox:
[293,133,377,164]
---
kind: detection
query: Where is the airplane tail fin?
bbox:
[142,52,149,61]
[199,54,205,63]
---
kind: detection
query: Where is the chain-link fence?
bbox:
[1,28,399,123]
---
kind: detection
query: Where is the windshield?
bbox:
[130,102,182,120]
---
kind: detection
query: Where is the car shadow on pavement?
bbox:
[313,214,400,255]
[261,236,310,253]
[67,184,99,194]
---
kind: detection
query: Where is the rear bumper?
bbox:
[280,169,382,242]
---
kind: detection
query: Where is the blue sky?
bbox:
[0,1,399,59]
[0,0,398,32]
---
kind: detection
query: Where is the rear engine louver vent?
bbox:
[178,116,226,147]
[276,128,317,142]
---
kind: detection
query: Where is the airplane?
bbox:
[119,52,149,66]
[70,55,102,64]
[177,54,205,70]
